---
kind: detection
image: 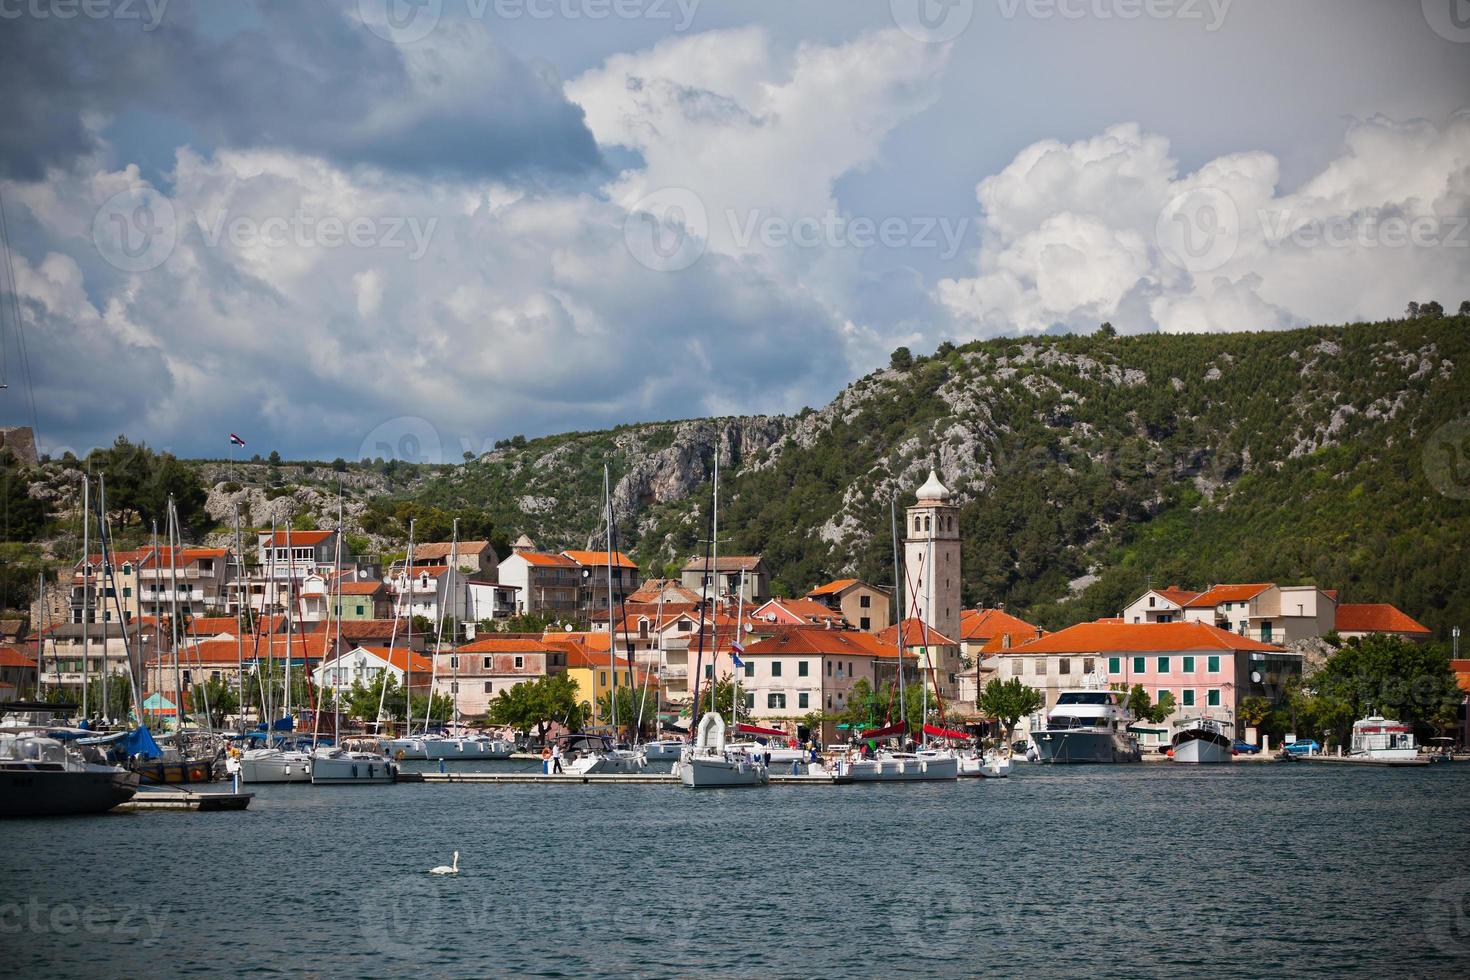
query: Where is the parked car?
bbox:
[1283,739,1321,756]
[1233,740,1262,754]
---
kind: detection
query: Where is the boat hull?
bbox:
[310,755,396,785]
[640,742,684,763]
[419,738,513,761]
[958,755,1012,778]
[679,755,768,788]
[130,757,220,785]
[846,756,959,781]
[238,752,313,783]
[569,751,645,775]
[1171,731,1234,764]
[0,766,141,817]
[1031,730,1142,764]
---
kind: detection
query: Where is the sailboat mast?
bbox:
[232,507,246,729]
[448,518,459,730]
[334,490,344,742]
[283,522,294,733]
[33,573,44,698]
[403,519,415,737]
[709,451,719,720]
[604,466,618,735]
[80,478,89,718]
[891,497,905,727]
[265,517,277,744]
[732,567,746,726]
[98,477,109,721]
[167,502,184,731]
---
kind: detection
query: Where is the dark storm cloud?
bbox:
[0,0,599,181]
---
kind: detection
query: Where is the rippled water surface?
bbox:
[4,761,1469,977]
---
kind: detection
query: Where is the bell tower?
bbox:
[904,470,960,642]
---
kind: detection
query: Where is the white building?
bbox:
[904,471,961,645]
[312,645,434,693]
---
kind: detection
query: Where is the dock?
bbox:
[397,771,847,786]
[1296,754,1431,768]
[116,786,255,812]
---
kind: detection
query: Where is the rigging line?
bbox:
[0,189,39,437]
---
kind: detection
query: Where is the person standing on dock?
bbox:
[551,743,564,775]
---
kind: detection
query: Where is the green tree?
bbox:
[268,450,282,466]
[1311,634,1461,742]
[1097,321,1117,337]
[191,676,239,727]
[0,451,50,541]
[597,685,659,741]
[1123,684,1177,724]
[1237,695,1271,732]
[889,346,914,371]
[978,677,1045,741]
[486,673,586,743]
[87,436,207,531]
[688,676,753,727]
[1458,300,1470,316]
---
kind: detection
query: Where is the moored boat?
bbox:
[1349,714,1419,761]
[560,733,645,775]
[958,748,1011,778]
[1169,716,1234,764]
[1030,687,1142,764]
[0,730,140,817]
[310,745,397,784]
[679,712,768,788]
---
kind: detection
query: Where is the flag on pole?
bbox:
[228,433,246,447]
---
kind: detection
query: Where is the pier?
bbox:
[116,786,255,812]
[1295,754,1431,768]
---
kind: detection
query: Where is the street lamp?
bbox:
[1454,626,1461,660]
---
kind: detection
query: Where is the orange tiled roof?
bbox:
[877,618,958,647]
[741,627,895,658]
[515,551,577,567]
[1004,621,1285,655]
[0,646,38,668]
[1451,660,1470,695]
[1186,583,1273,607]
[347,646,436,675]
[337,580,383,595]
[755,597,848,626]
[1153,587,1202,606]
[561,550,639,569]
[259,530,334,545]
[681,555,764,573]
[959,608,1039,641]
[807,578,860,596]
[459,637,556,654]
[137,547,229,569]
[411,541,492,561]
[1335,603,1431,636]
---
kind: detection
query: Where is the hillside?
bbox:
[7,316,1468,637]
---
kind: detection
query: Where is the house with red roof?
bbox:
[753,597,849,630]
[311,645,435,695]
[995,621,1301,741]
[679,555,771,605]
[738,626,899,741]
[1121,587,1202,625]
[1334,604,1432,642]
[805,579,892,633]
[876,618,962,702]
[560,550,642,612]
[497,549,579,617]
[452,635,568,719]
[0,646,38,700]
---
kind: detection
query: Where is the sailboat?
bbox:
[312,494,397,785]
[239,520,314,784]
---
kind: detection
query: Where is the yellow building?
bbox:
[545,632,647,723]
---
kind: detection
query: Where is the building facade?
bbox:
[805,579,892,633]
[904,471,961,646]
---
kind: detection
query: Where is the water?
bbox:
[4,762,1469,977]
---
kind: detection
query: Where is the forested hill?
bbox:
[7,315,1468,638]
[406,315,1470,636]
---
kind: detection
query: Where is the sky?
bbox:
[0,0,1466,461]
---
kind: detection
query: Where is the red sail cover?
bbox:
[735,723,788,737]
[859,722,908,740]
[923,723,969,739]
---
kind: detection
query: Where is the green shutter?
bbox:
[1182,689,1195,706]
[1207,655,1220,672]
[1207,689,1220,707]
[1133,656,1145,674]
[1157,656,1170,672]
[1108,657,1120,674]
[1182,656,1195,672]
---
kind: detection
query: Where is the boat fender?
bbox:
[540,747,552,761]
[395,749,406,761]
[190,766,206,781]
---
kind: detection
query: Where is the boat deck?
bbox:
[115,787,255,811]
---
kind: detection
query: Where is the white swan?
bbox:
[429,851,460,875]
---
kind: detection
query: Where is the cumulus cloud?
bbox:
[940,114,1470,335]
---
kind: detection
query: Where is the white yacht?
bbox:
[679,713,768,788]
[1170,716,1234,764]
[1349,715,1419,761]
[639,739,686,764]
[1030,687,1142,764]
[838,747,960,782]
[392,731,514,761]
[238,742,314,783]
[560,734,645,775]
[310,744,397,784]
[958,748,1012,778]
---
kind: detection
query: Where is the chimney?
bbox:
[1035,626,1043,639]
[1002,633,1010,650]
